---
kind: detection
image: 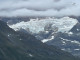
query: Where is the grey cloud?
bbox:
[0,0,80,17]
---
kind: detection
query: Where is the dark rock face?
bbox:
[46,22,80,57]
[0,20,79,60]
[70,23,80,33]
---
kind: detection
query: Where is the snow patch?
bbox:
[61,49,66,51]
[68,32,73,35]
[8,34,11,37]
[60,37,80,45]
[42,36,54,43]
[74,49,80,51]
[62,41,66,44]
[71,40,80,45]
[28,54,33,57]
[77,29,79,31]
[20,38,22,41]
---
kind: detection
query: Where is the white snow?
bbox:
[68,32,73,35]
[8,34,10,37]
[28,54,33,57]
[62,41,66,44]
[77,29,79,31]
[74,49,80,51]
[8,34,11,37]
[45,31,49,34]
[71,40,80,45]
[42,36,54,43]
[60,37,80,45]
[20,38,22,41]
[61,49,66,51]
[9,17,78,34]
[62,48,71,52]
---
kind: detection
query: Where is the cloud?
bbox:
[0,0,80,17]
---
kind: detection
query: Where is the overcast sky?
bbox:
[0,0,80,17]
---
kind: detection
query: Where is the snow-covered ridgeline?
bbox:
[9,17,78,34]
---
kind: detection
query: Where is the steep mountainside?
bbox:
[6,17,80,57]
[0,20,80,60]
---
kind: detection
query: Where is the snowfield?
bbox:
[9,17,78,34]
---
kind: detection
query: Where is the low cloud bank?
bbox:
[0,0,80,17]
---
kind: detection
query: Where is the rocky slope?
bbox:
[6,17,80,57]
[0,20,79,60]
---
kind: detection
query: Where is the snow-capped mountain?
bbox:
[9,17,78,33]
[1,20,79,60]
[7,17,80,57]
[8,17,78,40]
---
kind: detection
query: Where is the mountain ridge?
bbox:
[0,20,80,60]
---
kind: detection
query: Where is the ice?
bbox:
[9,17,78,34]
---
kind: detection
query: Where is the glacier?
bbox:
[9,17,78,34]
[8,17,80,57]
